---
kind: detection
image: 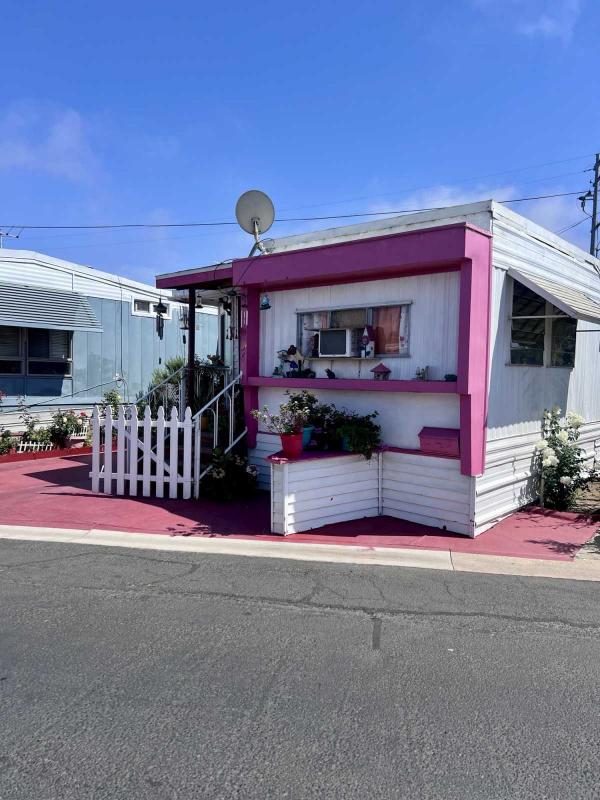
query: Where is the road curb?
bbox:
[0,524,599,581]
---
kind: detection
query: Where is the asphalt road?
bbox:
[0,540,599,799]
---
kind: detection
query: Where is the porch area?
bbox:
[1,452,597,562]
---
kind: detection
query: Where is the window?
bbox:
[0,326,23,374]
[509,280,577,368]
[134,299,151,314]
[27,329,72,375]
[297,304,410,357]
[133,298,171,317]
[0,327,73,376]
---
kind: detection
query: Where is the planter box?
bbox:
[418,427,460,458]
[268,450,381,535]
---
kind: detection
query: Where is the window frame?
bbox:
[132,297,172,318]
[26,328,73,378]
[296,301,412,358]
[508,279,577,369]
[0,325,25,376]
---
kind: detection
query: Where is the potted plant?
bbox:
[251,401,309,459]
[338,410,381,460]
[285,389,320,448]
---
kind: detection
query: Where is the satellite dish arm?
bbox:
[249,219,268,256]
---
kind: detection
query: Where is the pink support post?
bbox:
[457,232,492,476]
[240,287,260,448]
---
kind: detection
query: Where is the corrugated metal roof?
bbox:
[508,266,600,325]
[0,282,102,332]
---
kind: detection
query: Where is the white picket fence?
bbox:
[16,441,54,454]
[90,404,193,499]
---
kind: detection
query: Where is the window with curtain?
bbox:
[0,326,23,374]
[27,329,72,375]
[296,304,410,356]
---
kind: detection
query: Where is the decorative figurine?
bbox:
[360,326,375,359]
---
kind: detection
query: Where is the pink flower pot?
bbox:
[280,432,303,459]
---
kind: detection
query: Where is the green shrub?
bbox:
[0,430,15,456]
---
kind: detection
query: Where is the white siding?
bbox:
[488,205,600,440]
[475,422,600,533]
[259,272,461,381]
[271,454,380,534]
[256,387,460,450]
[382,451,474,536]
[477,204,600,532]
[249,432,281,489]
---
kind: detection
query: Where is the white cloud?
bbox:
[368,182,518,214]
[0,102,98,182]
[473,0,585,44]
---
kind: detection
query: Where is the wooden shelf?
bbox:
[245,376,458,393]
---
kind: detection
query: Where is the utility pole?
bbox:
[590,153,600,258]
[0,229,20,249]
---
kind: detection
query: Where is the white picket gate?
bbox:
[90,404,193,499]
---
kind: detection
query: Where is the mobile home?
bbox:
[0,249,218,429]
[155,200,600,536]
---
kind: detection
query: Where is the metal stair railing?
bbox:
[192,371,247,497]
[136,366,186,414]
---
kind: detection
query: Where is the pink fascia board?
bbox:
[232,223,489,290]
[156,266,233,290]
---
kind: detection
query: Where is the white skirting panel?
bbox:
[474,421,600,534]
[249,433,282,489]
[382,451,474,536]
[271,454,380,534]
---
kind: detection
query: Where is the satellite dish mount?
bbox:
[235,190,275,256]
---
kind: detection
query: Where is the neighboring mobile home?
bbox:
[0,249,218,429]
[154,199,600,537]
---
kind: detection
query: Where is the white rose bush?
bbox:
[534,407,593,510]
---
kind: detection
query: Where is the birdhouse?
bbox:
[371,362,391,381]
[360,326,375,358]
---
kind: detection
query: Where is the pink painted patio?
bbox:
[1,453,597,562]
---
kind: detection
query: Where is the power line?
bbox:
[556,217,589,235]
[0,190,586,232]
[278,154,595,213]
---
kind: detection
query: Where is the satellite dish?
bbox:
[235,190,275,255]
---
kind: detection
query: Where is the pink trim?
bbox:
[156,266,233,290]
[383,445,459,461]
[240,288,260,448]
[246,376,457,393]
[233,223,489,290]
[457,232,492,476]
[268,449,366,464]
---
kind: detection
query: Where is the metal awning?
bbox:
[0,282,102,332]
[508,267,600,325]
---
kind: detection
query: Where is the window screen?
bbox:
[0,326,22,374]
[28,329,72,376]
[550,317,577,367]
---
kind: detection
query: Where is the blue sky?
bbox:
[0,0,598,284]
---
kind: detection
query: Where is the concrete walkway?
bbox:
[1,523,599,582]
